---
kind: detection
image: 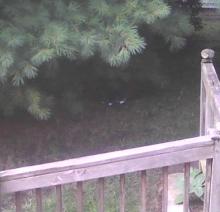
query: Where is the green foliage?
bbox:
[175,168,205,204]
[151,11,194,51]
[26,89,52,120]
[0,0,195,119]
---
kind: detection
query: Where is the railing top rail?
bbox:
[0,135,213,182]
[0,135,214,193]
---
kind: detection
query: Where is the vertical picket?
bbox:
[36,188,43,212]
[119,174,125,212]
[15,192,22,212]
[97,178,104,212]
[183,163,190,212]
[140,171,147,212]
[56,185,62,212]
[162,167,168,212]
[76,182,83,212]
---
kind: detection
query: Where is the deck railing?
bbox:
[1,49,220,212]
[0,135,218,212]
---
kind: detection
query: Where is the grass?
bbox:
[0,83,199,170]
[0,43,203,211]
[0,59,200,211]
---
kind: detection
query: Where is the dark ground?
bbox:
[0,43,203,170]
[1,42,214,212]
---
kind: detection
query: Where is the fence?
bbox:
[0,49,220,212]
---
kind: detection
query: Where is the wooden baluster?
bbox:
[203,159,212,212]
[209,126,220,212]
[97,178,104,212]
[162,167,168,212]
[200,74,206,136]
[15,192,22,212]
[201,91,210,173]
[36,188,43,212]
[140,171,146,212]
[205,94,212,134]
[119,174,125,212]
[76,182,83,212]
[56,185,62,212]
[184,163,190,212]
[210,98,214,128]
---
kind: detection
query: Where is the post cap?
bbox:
[201,49,215,63]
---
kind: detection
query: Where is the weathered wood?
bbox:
[140,170,146,212]
[0,183,2,212]
[201,49,215,62]
[97,178,104,212]
[119,174,125,212]
[200,49,218,174]
[1,143,214,193]
[200,49,215,135]
[184,163,190,212]
[210,98,214,128]
[201,61,220,118]
[76,182,83,212]
[200,78,206,136]
[209,135,220,212]
[15,192,22,212]
[202,66,216,130]
[56,185,62,212]
[36,188,43,212]
[205,94,212,134]
[203,159,212,212]
[162,167,168,212]
[0,136,213,193]
[200,50,220,212]
[0,136,213,183]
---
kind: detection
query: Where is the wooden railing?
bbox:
[1,49,220,212]
[0,136,218,212]
[200,49,220,135]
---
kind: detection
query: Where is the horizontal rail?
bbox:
[0,136,214,193]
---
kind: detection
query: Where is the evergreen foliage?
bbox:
[0,0,196,119]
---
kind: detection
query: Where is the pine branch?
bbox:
[31,49,56,66]
[25,88,51,120]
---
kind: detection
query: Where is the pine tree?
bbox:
[0,0,195,119]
